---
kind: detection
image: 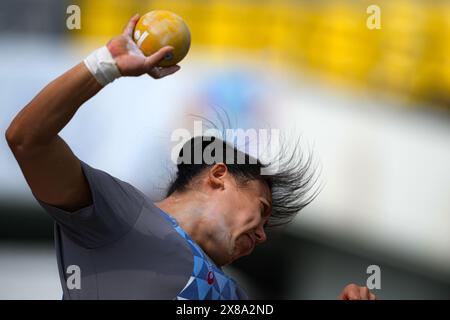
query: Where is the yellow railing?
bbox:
[74,0,450,110]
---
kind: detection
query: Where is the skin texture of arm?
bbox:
[5,14,179,212]
[6,63,101,211]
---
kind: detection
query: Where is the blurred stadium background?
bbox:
[0,0,449,299]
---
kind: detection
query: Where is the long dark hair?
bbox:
[166,135,321,229]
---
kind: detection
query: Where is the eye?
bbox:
[259,203,266,217]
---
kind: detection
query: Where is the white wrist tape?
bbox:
[83,46,122,86]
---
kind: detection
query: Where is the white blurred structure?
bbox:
[0,243,61,300]
[279,86,450,279]
[0,36,449,299]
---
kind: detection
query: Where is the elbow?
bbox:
[5,124,27,154]
[6,123,49,157]
[5,125,18,148]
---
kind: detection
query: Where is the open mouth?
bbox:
[234,234,255,257]
[245,234,255,250]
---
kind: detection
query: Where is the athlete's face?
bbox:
[203,164,272,266]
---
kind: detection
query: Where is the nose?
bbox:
[254,225,267,244]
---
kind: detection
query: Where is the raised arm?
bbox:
[5,15,179,212]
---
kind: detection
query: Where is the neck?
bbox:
[154,191,223,264]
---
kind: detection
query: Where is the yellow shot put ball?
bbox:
[133,10,191,67]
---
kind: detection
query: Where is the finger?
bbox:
[339,283,357,300]
[123,14,140,37]
[148,67,163,79]
[158,65,181,78]
[359,287,370,300]
[148,65,180,79]
[340,290,360,300]
[369,293,377,300]
[143,46,174,71]
[347,284,362,300]
[347,291,361,300]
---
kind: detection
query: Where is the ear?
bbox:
[208,163,228,189]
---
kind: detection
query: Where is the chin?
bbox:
[227,235,253,263]
[232,245,253,261]
[229,252,250,265]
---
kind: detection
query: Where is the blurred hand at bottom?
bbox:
[338,284,377,300]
